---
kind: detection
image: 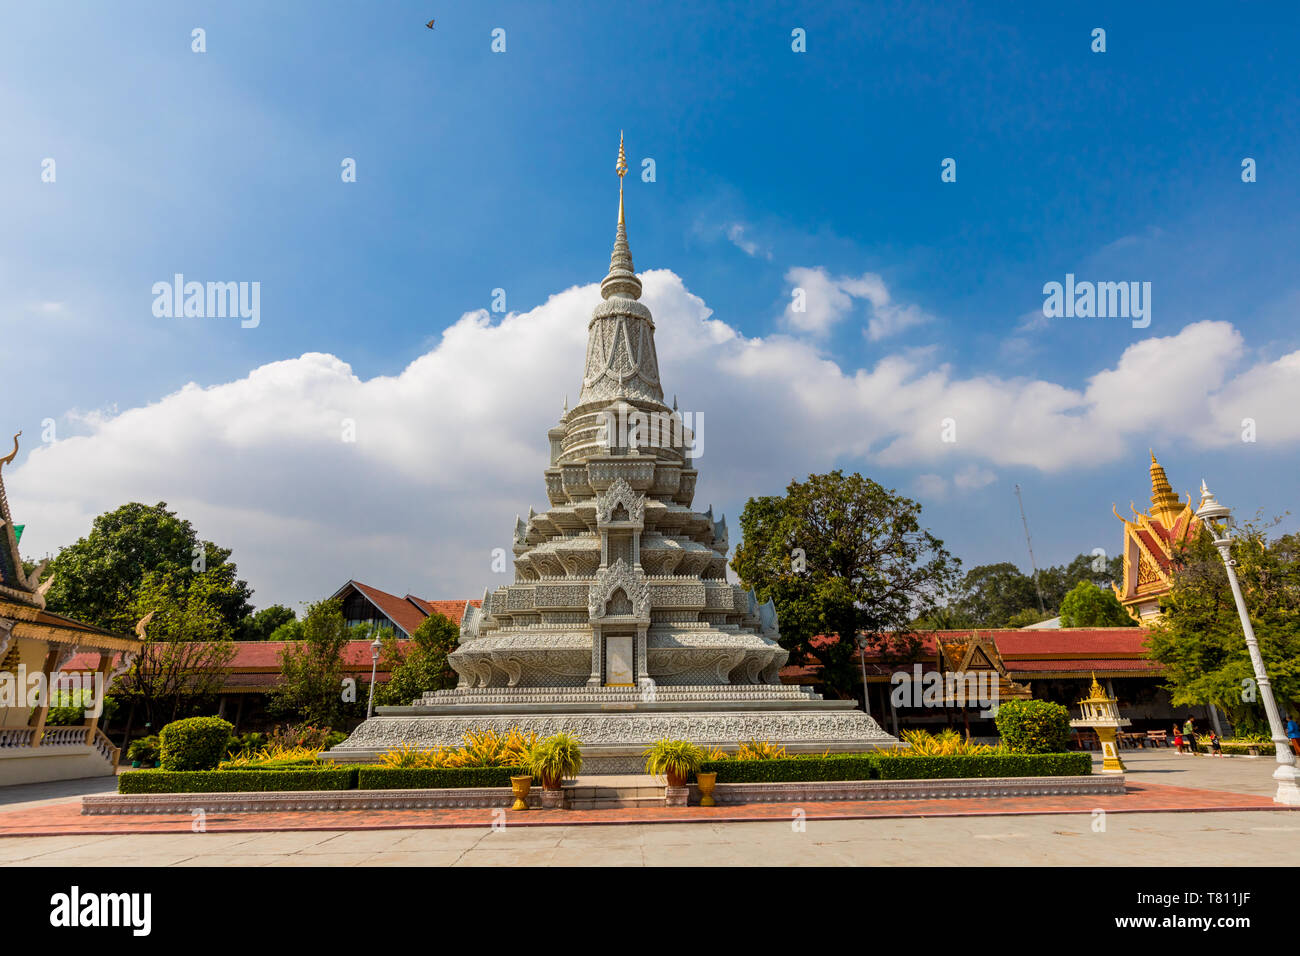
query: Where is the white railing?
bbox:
[0,726,118,766]
[38,726,90,747]
[0,728,35,748]
[92,728,120,767]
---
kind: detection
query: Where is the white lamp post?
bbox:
[1195,482,1300,806]
[366,636,382,719]
[855,634,870,716]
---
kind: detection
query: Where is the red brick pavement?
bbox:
[0,781,1293,837]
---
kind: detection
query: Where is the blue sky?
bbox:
[4,2,1299,608]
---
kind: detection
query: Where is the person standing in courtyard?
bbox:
[1183,717,1198,755]
[1173,724,1185,754]
[1286,714,1300,757]
[1208,731,1222,757]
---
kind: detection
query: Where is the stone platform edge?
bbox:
[81,774,1119,815]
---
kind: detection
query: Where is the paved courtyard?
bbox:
[0,749,1295,866]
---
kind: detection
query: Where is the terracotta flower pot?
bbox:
[696,771,717,807]
[542,773,562,791]
[510,775,532,811]
[666,770,688,789]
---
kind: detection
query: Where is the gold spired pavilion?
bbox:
[1111,452,1200,623]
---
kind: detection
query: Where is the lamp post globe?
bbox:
[1195,482,1300,806]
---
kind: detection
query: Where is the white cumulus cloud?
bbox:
[8,272,1296,609]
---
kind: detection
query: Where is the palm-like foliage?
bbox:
[898,728,1004,756]
[220,743,323,768]
[529,732,584,784]
[643,739,706,778]
[736,739,787,760]
[374,727,539,770]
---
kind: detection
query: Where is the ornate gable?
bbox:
[1111,452,1199,622]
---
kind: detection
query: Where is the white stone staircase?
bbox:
[565,774,666,810]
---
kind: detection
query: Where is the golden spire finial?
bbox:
[601,131,641,301]
[616,131,628,227]
[1147,450,1181,522]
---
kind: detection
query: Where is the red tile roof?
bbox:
[1003,658,1161,674]
[409,597,478,625]
[1135,529,1174,570]
[338,581,480,634]
[780,628,1159,682]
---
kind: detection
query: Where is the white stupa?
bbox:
[331,136,899,771]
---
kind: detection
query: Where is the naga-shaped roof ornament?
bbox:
[0,432,19,471]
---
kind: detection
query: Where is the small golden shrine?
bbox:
[1111,452,1199,623]
[1070,674,1130,773]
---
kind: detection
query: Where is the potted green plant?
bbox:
[643,739,705,789]
[127,735,159,769]
[529,732,583,807]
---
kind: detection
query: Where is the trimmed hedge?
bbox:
[119,767,357,794]
[995,699,1072,754]
[357,766,529,790]
[701,752,1092,783]
[874,752,1091,779]
[1212,742,1277,756]
[159,716,234,771]
[701,756,878,784]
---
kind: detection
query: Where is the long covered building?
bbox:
[784,627,1215,739]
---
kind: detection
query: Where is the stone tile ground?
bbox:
[0,750,1296,865]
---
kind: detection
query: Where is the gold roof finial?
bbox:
[1148,450,1182,523]
[616,131,628,227]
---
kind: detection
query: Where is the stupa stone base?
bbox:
[325,697,902,773]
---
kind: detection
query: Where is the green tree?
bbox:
[44,502,252,635]
[1037,552,1125,610]
[268,598,361,728]
[1146,521,1300,734]
[937,552,1128,628]
[731,471,959,699]
[376,613,460,706]
[949,562,1041,627]
[117,568,240,728]
[1005,607,1054,629]
[238,604,297,641]
[1058,580,1136,627]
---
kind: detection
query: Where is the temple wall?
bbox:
[0,746,113,786]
